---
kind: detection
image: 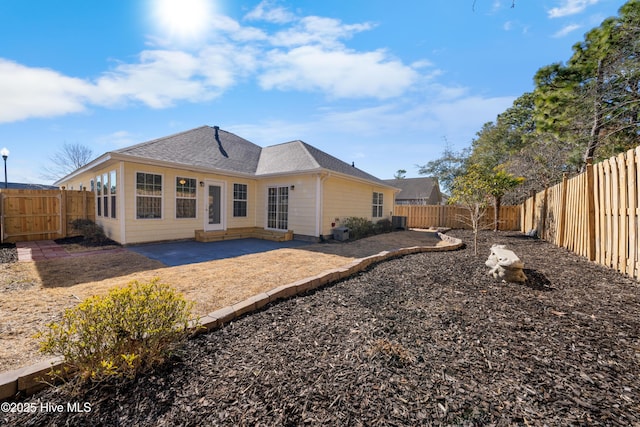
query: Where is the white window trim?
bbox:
[232,183,248,218]
[135,171,164,220]
[175,176,198,220]
[373,191,384,218]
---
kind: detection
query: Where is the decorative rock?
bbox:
[485,244,527,283]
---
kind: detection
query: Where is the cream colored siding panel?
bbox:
[322,175,394,236]
[257,175,318,237]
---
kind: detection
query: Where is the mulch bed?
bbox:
[0,243,17,263]
[4,230,640,426]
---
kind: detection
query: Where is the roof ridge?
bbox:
[115,125,212,154]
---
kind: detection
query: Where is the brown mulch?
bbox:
[0,243,17,263]
[4,230,640,426]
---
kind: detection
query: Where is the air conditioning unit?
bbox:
[333,226,349,241]
[392,216,407,230]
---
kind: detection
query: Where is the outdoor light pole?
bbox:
[1,148,9,189]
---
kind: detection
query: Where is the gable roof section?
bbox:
[256,140,392,186]
[384,177,441,203]
[256,141,318,175]
[114,126,261,175]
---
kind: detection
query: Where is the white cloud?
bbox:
[270,16,375,48]
[244,0,296,23]
[553,23,582,37]
[96,130,138,148]
[259,46,419,99]
[0,59,92,123]
[0,4,431,121]
[94,50,217,108]
[548,0,600,18]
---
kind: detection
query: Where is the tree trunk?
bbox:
[582,59,604,171]
[493,196,501,232]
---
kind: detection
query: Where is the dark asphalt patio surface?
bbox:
[127,238,312,267]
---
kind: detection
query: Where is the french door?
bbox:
[267,186,289,230]
[204,181,225,231]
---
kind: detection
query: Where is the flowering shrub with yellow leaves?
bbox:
[37,278,196,382]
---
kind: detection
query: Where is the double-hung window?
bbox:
[176,177,197,219]
[109,171,117,218]
[136,172,162,219]
[233,183,248,217]
[96,175,102,217]
[372,192,384,218]
[102,173,109,219]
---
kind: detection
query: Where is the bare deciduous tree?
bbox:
[41,143,94,182]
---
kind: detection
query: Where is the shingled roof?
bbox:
[110,126,391,186]
[114,126,262,175]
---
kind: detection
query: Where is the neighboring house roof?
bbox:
[383,177,442,204]
[56,126,394,188]
[2,182,58,190]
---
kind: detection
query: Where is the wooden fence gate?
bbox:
[0,189,95,243]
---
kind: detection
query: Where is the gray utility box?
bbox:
[333,226,350,241]
[392,216,408,230]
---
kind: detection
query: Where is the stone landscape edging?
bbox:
[0,232,463,401]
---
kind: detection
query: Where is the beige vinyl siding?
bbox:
[256,174,318,237]
[322,175,395,237]
[58,164,124,243]
[121,163,258,244]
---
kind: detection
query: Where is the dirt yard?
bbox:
[4,229,640,426]
[0,230,443,373]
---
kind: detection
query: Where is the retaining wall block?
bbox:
[194,315,219,333]
[208,306,236,325]
[232,299,256,318]
[251,293,271,311]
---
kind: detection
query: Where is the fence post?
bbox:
[586,158,596,261]
[529,189,536,233]
[558,173,568,246]
[0,191,3,243]
[541,187,549,240]
[60,189,67,238]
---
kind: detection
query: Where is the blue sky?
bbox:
[0,0,629,184]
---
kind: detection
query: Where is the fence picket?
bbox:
[393,205,520,231]
[0,189,95,243]
[521,145,640,281]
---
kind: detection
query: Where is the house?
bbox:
[54,126,398,244]
[383,177,442,205]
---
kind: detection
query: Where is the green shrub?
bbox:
[340,217,393,240]
[37,278,196,382]
[69,219,109,244]
[341,217,375,240]
[375,218,392,234]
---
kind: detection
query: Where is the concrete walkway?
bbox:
[16,240,126,262]
[127,238,312,267]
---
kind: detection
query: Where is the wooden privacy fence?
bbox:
[393,205,521,231]
[521,147,640,280]
[0,189,95,243]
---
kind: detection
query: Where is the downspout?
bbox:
[316,172,329,238]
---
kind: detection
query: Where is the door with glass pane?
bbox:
[267,186,289,230]
[204,181,224,231]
